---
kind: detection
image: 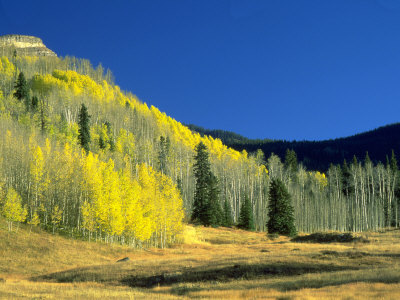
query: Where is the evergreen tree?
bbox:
[99,134,106,150]
[104,121,115,151]
[222,198,234,227]
[78,103,91,153]
[352,155,358,168]
[31,95,39,112]
[158,136,170,174]
[192,142,211,225]
[341,159,352,196]
[238,194,255,230]
[99,121,114,151]
[364,151,371,166]
[39,98,48,133]
[207,173,223,227]
[191,142,222,226]
[284,149,298,173]
[267,178,296,236]
[177,177,183,196]
[13,72,29,102]
[390,150,398,174]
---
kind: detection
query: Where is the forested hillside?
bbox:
[187,123,400,171]
[0,39,399,247]
[0,48,269,245]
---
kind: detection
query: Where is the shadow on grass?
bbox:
[32,264,119,283]
[33,262,356,289]
[168,267,400,296]
[120,263,355,289]
[319,250,400,259]
[292,232,369,243]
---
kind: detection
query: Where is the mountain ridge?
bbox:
[0,34,57,57]
[187,122,400,171]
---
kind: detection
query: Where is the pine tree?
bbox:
[158,136,170,174]
[390,150,398,174]
[192,142,211,225]
[99,121,115,151]
[78,103,91,153]
[222,199,234,227]
[13,72,29,102]
[267,178,296,236]
[284,149,298,173]
[192,142,222,226]
[238,194,255,230]
[207,173,223,227]
[177,177,183,196]
[31,95,39,112]
[342,159,352,196]
[364,151,371,166]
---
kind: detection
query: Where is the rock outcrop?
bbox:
[0,34,57,57]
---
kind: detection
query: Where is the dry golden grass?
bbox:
[0,279,181,299]
[0,220,400,299]
[0,220,139,277]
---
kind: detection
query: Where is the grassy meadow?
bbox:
[0,220,399,299]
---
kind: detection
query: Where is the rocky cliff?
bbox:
[0,34,57,57]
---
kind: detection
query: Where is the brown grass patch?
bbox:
[1,221,400,299]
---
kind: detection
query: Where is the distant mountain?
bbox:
[187,123,400,171]
[0,34,57,57]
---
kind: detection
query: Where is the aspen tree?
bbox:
[1,188,27,231]
[51,205,62,234]
[28,210,40,232]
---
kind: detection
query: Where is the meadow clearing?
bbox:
[0,220,399,299]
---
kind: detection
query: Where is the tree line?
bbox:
[188,123,400,172]
[1,53,399,248]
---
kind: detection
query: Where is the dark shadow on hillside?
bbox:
[319,250,400,259]
[167,268,400,296]
[120,263,356,288]
[292,232,369,243]
[32,262,357,288]
[32,264,119,283]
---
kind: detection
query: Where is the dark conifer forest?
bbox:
[187,123,400,171]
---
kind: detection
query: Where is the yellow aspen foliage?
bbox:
[100,159,124,236]
[30,145,44,208]
[119,166,151,242]
[155,172,184,246]
[81,200,96,233]
[115,129,135,156]
[314,171,328,189]
[0,56,15,78]
[29,67,262,178]
[44,138,52,158]
[78,153,184,244]
[137,163,184,246]
[17,56,39,64]
[51,205,63,233]
[99,123,110,151]
[5,130,12,145]
[28,210,40,227]
[138,163,157,234]
[1,188,27,231]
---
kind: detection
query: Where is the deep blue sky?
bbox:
[1,0,400,141]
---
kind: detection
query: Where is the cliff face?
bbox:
[0,35,57,57]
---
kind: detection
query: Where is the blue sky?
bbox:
[1,0,400,141]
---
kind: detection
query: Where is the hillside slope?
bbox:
[0,35,398,239]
